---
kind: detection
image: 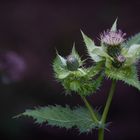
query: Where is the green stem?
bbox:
[101,80,117,123]
[81,96,99,123]
[98,128,104,140]
[98,80,117,140]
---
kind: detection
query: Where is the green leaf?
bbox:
[81,30,102,62]
[81,31,111,62]
[110,18,118,32]
[127,44,140,55]
[53,53,66,72]
[71,43,79,58]
[62,65,103,96]
[105,65,140,90]
[86,62,104,77]
[124,44,140,65]
[53,53,70,79]
[16,105,100,133]
[125,33,140,47]
[71,44,83,66]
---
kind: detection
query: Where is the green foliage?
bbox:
[121,44,140,67]
[125,33,140,47]
[81,31,112,62]
[110,18,118,32]
[105,65,140,90]
[53,53,70,79]
[15,19,140,139]
[53,45,104,96]
[62,70,103,96]
[16,105,101,133]
[81,31,103,62]
[71,44,83,66]
[53,46,83,80]
[81,22,140,91]
[86,62,104,77]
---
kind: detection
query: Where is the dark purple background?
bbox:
[0,0,140,140]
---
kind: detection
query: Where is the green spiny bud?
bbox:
[66,55,79,71]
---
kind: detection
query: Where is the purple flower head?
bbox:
[100,29,126,46]
[0,51,26,84]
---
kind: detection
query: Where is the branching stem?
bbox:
[98,80,117,140]
[101,80,117,123]
[81,96,99,123]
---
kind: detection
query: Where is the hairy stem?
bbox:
[98,80,117,140]
[81,96,99,123]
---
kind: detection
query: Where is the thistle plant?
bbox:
[15,20,140,140]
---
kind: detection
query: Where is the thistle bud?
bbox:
[66,55,79,71]
[112,55,126,68]
[116,55,126,63]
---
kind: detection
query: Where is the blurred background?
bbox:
[0,0,140,140]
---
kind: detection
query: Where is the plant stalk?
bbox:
[98,128,104,140]
[98,80,117,140]
[101,80,117,123]
[81,96,99,123]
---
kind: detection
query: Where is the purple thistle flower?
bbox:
[0,51,26,83]
[100,29,126,46]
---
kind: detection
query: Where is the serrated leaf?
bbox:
[111,18,118,32]
[105,65,140,90]
[16,105,101,133]
[125,33,140,47]
[81,31,111,62]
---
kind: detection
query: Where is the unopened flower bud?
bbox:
[116,55,126,63]
[66,55,79,71]
[112,55,126,68]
